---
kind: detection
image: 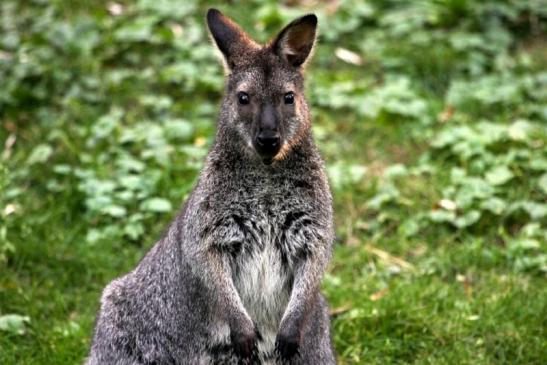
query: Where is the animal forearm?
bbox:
[282,254,326,334]
[200,250,251,325]
[199,249,262,359]
[274,253,328,359]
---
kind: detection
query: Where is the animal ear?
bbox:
[206,8,257,69]
[272,14,317,68]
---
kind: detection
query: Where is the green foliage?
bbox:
[1,0,546,364]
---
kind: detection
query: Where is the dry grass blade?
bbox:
[364,244,415,271]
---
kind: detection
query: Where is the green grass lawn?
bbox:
[1,1,546,364]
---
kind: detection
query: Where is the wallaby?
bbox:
[86,8,336,365]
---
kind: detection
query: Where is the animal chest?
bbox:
[222,190,316,348]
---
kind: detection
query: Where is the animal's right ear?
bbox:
[207,8,257,70]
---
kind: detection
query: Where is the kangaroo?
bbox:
[86,8,336,365]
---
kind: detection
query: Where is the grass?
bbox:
[1,1,546,364]
[327,242,546,364]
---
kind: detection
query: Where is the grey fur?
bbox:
[86,9,336,365]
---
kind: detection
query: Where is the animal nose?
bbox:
[256,131,280,148]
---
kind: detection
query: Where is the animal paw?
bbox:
[231,322,261,361]
[275,330,300,362]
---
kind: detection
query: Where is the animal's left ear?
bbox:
[272,14,317,68]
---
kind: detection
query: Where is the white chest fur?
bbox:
[233,244,291,353]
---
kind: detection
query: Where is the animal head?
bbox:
[206,8,317,165]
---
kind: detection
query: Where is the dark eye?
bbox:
[284,92,295,105]
[238,91,250,105]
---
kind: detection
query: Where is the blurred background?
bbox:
[1,0,546,364]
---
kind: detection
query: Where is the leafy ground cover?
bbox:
[1,1,546,364]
